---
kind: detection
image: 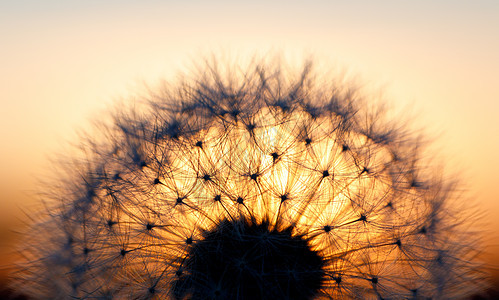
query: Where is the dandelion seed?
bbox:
[13,57,484,299]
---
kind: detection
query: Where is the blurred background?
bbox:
[1,0,498,297]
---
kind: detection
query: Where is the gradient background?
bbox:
[1,0,498,295]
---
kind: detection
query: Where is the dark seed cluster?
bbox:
[174,219,324,300]
[14,59,482,299]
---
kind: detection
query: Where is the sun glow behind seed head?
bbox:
[151,99,391,262]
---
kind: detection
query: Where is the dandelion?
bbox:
[14,57,482,299]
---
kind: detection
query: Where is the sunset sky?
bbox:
[1,0,498,283]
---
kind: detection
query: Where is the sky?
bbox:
[1,0,498,284]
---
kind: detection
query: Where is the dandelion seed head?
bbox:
[13,56,484,299]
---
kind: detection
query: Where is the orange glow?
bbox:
[1,1,498,297]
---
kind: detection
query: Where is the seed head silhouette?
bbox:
[15,58,482,299]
